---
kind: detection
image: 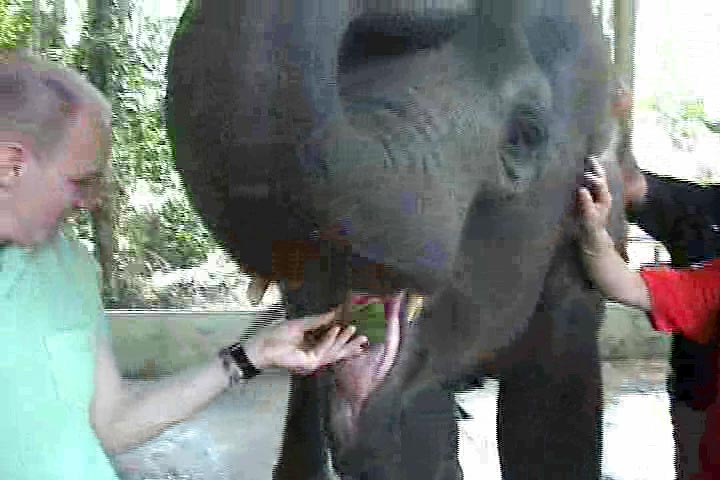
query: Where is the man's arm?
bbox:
[90,334,228,455]
[90,310,366,455]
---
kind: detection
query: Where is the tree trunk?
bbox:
[52,0,65,48]
[30,0,41,53]
[87,0,116,304]
[613,0,637,152]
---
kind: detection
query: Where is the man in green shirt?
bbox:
[0,50,370,478]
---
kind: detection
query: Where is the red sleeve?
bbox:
[640,260,720,345]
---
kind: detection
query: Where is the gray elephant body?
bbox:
[167,1,626,478]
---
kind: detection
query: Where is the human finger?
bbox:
[328,324,358,355]
[311,324,342,360]
[583,172,611,207]
[577,187,595,219]
[589,168,612,207]
[299,309,340,332]
[332,334,369,361]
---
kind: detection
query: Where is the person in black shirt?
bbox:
[622,158,720,479]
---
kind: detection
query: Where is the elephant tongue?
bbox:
[332,292,405,424]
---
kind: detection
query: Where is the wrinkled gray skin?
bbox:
[166,1,627,478]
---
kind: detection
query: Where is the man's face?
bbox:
[1,110,106,246]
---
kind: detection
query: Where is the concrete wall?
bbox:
[107,310,273,378]
[107,301,670,378]
[600,302,671,360]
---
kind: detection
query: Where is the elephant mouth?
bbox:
[347,290,423,340]
[305,290,416,351]
[323,291,409,430]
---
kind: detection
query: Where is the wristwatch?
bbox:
[218,342,262,387]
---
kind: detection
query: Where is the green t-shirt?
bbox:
[0,232,118,479]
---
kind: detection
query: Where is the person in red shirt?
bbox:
[579,157,720,479]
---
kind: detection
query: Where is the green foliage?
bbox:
[0,0,69,55]
[2,0,221,308]
[92,7,217,307]
[635,96,657,112]
[0,0,32,48]
[703,120,720,135]
[157,199,214,268]
[680,99,706,122]
[644,96,720,153]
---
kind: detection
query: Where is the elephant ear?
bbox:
[523,15,582,79]
[523,3,613,159]
[521,2,605,93]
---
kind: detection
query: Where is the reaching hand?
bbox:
[245,310,368,375]
[578,157,613,240]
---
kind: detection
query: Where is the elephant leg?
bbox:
[495,251,604,480]
[274,242,352,480]
[497,353,602,480]
[274,374,334,480]
[400,383,463,480]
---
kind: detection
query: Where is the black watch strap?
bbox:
[220,342,262,381]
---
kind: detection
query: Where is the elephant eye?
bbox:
[504,106,548,156]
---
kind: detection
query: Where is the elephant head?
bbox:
[167,0,625,477]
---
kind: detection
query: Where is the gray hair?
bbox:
[0,49,112,163]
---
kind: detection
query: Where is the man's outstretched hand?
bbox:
[245,310,369,375]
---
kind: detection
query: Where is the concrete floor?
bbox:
[112,360,675,480]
